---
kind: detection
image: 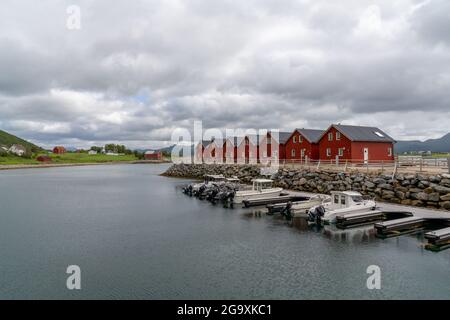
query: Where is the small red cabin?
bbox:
[318,124,396,163]
[285,129,323,162]
[53,146,66,154]
[259,131,292,161]
[144,151,162,160]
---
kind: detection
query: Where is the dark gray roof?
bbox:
[333,124,396,142]
[201,140,211,147]
[273,131,292,144]
[296,129,324,143]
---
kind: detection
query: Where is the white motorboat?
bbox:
[289,195,331,217]
[233,179,283,204]
[307,191,376,224]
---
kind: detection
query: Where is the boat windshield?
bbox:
[352,196,364,203]
[253,181,273,191]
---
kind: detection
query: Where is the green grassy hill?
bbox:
[0,129,42,152]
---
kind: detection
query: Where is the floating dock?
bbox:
[336,210,413,229]
[425,227,450,252]
[243,195,309,208]
[374,217,426,238]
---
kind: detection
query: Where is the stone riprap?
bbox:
[163,164,450,211]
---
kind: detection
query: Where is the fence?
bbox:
[200,156,450,175]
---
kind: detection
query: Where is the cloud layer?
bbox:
[1,0,449,148]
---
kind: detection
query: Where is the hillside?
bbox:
[0,130,42,153]
[396,133,450,153]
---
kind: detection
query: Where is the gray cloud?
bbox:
[0,0,449,148]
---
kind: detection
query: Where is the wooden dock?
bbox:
[424,227,450,252]
[336,210,413,229]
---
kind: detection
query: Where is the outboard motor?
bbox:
[308,205,325,224]
[280,202,293,221]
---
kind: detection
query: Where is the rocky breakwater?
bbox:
[163,164,450,210]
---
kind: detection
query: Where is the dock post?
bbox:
[420,158,423,172]
[381,160,384,172]
[344,160,348,171]
[316,160,321,171]
[392,160,397,179]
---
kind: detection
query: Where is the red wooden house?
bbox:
[53,146,66,154]
[236,135,260,164]
[318,124,395,163]
[259,131,291,161]
[223,137,239,164]
[285,129,323,162]
[144,150,162,160]
[202,139,224,164]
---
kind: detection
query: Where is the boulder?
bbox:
[378,183,393,190]
[428,193,440,202]
[440,193,450,201]
[440,201,450,210]
[364,181,375,189]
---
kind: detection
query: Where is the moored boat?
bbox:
[233,179,283,204]
[307,191,376,225]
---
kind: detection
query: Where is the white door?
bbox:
[363,148,369,164]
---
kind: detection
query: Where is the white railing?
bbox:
[198,156,450,174]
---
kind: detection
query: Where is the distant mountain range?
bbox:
[0,130,42,153]
[396,133,450,153]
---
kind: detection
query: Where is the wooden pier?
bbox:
[374,217,427,238]
[424,227,450,252]
[336,210,413,229]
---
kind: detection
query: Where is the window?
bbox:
[336,132,341,140]
[334,195,339,204]
[374,131,384,137]
[352,196,363,203]
[293,136,297,143]
[328,132,333,141]
[291,149,296,157]
[388,147,392,157]
[326,148,331,157]
[338,148,344,156]
[299,135,303,143]
[301,149,305,157]
[341,196,346,205]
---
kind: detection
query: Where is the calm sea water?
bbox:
[0,164,449,299]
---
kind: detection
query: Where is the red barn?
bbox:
[195,140,210,163]
[144,151,162,160]
[318,124,396,163]
[285,129,323,162]
[53,146,66,154]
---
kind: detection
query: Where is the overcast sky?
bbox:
[1,0,449,149]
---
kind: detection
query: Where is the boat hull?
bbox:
[233,188,283,204]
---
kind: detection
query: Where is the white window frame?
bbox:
[388,147,392,157]
[336,131,341,140]
[301,149,305,158]
[338,148,344,156]
[293,136,297,143]
[328,132,333,141]
[326,148,331,157]
[291,149,296,157]
[299,135,303,143]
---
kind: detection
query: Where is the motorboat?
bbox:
[307,191,376,225]
[232,179,283,204]
[183,174,226,196]
[282,195,331,218]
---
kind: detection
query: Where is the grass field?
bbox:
[0,153,138,166]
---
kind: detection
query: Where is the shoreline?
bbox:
[0,160,171,171]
